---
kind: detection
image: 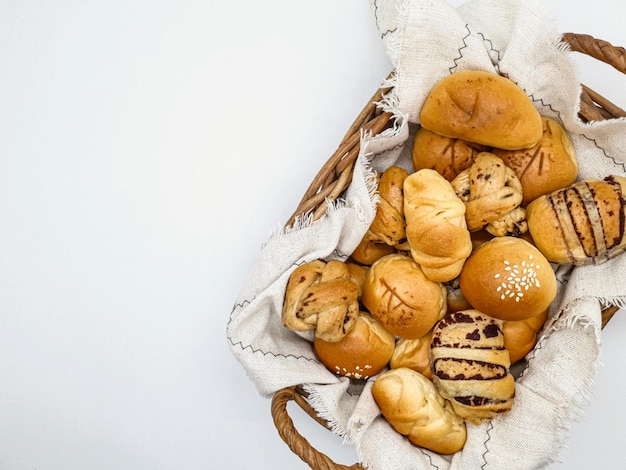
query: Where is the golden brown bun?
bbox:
[345,262,368,299]
[362,253,447,339]
[314,312,395,380]
[350,237,396,266]
[404,169,473,282]
[493,117,578,205]
[412,127,484,181]
[419,70,543,150]
[390,331,433,379]
[372,367,467,454]
[451,152,527,237]
[444,278,473,314]
[503,308,548,364]
[431,310,515,424]
[459,237,557,321]
[282,259,359,342]
[526,175,626,266]
[363,166,410,248]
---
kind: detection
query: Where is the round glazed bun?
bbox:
[492,117,578,205]
[362,253,447,339]
[459,236,557,321]
[419,70,543,150]
[314,312,395,380]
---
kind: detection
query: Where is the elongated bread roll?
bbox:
[419,70,543,150]
[526,175,626,265]
[404,169,473,282]
[372,367,467,454]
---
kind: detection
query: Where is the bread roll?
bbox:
[363,166,409,248]
[350,238,396,266]
[412,127,482,181]
[282,259,359,342]
[419,70,543,150]
[503,308,548,364]
[372,367,467,454]
[431,310,515,424]
[459,236,557,321]
[404,169,473,282]
[526,175,626,266]
[444,278,472,314]
[451,152,527,237]
[362,253,447,339]
[314,312,395,380]
[390,331,433,379]
[492,117,578,205]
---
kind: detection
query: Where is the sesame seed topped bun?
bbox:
[458,237,557,321]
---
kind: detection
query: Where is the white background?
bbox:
[1,1,624,469]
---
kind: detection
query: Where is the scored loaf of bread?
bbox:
[430,309,515,424]
[362,253,447,339]
[492,117,578,206]
[526,175,626,266]
[419,70,543,150]
[404,169,473,282]
[412,127,484,181]
[372,367,467,454]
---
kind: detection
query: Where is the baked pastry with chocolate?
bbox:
[282,259,359,342]
[492,117,578,205]
[430,309,515,424]
[314,312,395,380]
[362,253,447,339]
[372,367,467,454]
[526,175,626,266]
[419,70,543,150]
[404,169,473,282]
[451,152,527,237]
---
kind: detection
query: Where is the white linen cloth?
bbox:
[227,0,626,468]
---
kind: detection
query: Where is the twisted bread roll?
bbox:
[451,152,527,237]
[492,117,579,205]
[431,310,515,424]
[419,70,543,150]
[362,253,447,339]
[372,367,467,454]
[282,259,359,342]
[404,169,473,282]
[526,175,626,266]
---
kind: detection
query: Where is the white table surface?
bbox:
[1,1,624,469]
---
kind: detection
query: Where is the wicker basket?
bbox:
[270,32,625,470]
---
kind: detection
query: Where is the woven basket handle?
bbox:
[271,386,364,470]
